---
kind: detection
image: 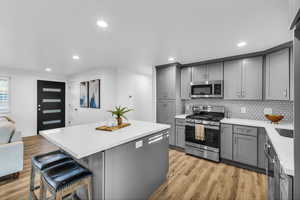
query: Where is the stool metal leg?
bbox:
[29,164,36,200]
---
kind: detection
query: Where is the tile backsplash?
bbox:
[185,99,294,122]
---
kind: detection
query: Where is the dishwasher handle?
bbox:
[148,131,169,144]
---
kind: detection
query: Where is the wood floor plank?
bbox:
[0,136,266,200]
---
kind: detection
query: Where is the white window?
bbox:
[0,77,10,113]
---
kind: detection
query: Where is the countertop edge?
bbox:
[41,124,171,159]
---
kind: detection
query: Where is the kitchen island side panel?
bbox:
[104,130,169,200]
[75,152,105,200]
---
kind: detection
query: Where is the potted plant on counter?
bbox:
[108,106,133,126]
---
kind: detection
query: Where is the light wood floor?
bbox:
[0,136,266,200]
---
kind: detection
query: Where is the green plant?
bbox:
[108,106,133,120]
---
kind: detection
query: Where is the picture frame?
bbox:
[80,81,89,108]
[88,79,100,109]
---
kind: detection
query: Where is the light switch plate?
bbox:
[241,107,247,114]
[264,108,273,115]
[135,140,143,149]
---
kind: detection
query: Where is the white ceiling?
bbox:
[0,0,292,75]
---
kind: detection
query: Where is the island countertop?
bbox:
[40,120,170,159]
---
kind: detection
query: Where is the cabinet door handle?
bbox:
[284,88,288,98]
[242,90,246,98]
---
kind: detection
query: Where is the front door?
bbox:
[37,80,65,133]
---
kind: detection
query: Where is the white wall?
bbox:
[0,68,66,137]
[0,67,155,136]
[67,68,117,125]
[67,68,155,125]
[116,69,154,122]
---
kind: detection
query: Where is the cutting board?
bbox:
[96,123,131,131]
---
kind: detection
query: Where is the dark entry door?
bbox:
[37,80,65,133]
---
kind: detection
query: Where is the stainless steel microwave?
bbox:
[190,80,223,98]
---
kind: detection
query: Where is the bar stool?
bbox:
[40,160,92,200]
[29,150,71,200]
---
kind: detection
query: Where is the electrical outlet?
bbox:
[135,140,143,149]
[264,108,273,115]
[240,107,247,114]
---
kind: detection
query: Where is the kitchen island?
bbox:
[40,120,170,200]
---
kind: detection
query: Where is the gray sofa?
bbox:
[0,119,23,178]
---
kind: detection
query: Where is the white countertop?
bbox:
[40,120,170,159]
[221,118,294,176]
[175,114,188,119]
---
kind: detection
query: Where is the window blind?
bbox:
[0,77,9,113]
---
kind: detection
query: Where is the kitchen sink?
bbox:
[275,128,294,138]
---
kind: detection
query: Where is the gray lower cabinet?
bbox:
[258,128,267,169]
[156,100,176,145]
[221,124,260,168]
[175,125,185,149]
[233,133,258,166]
[220,124,233,160]
[265,48,290,100]
[156,100,175,124]
[181,67,191,99]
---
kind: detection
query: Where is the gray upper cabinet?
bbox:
[156,66,176,100]
[156,67,169,100]
[180,67,192,99]
[192,62,223,82]
[241,57,263,99]
[224,57,263,100]
[220,124,233,160]
[233,133,258,166]
[224,60,243,99]
[192,65,207,82]
[265,48,290,100]
[206,62,223,81]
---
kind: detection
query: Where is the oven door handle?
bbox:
[186,123,219,130]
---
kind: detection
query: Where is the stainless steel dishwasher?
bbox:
[265,137,293,200]
[104,130,169,200]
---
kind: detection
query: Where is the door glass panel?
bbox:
[43,88,61,92]
[42,99,61,103]
[43,109,61,114]
[43,120,61,125]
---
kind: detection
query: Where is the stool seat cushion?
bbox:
[32,150,71,170]
[42,160,92,191]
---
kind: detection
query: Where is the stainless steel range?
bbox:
[185,105,225,162]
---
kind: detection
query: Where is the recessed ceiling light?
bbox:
[237,41,247,47]
[97,20,108,28]
[168,57,176,62]
[45,68,52,72]
[72,55,80,60]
